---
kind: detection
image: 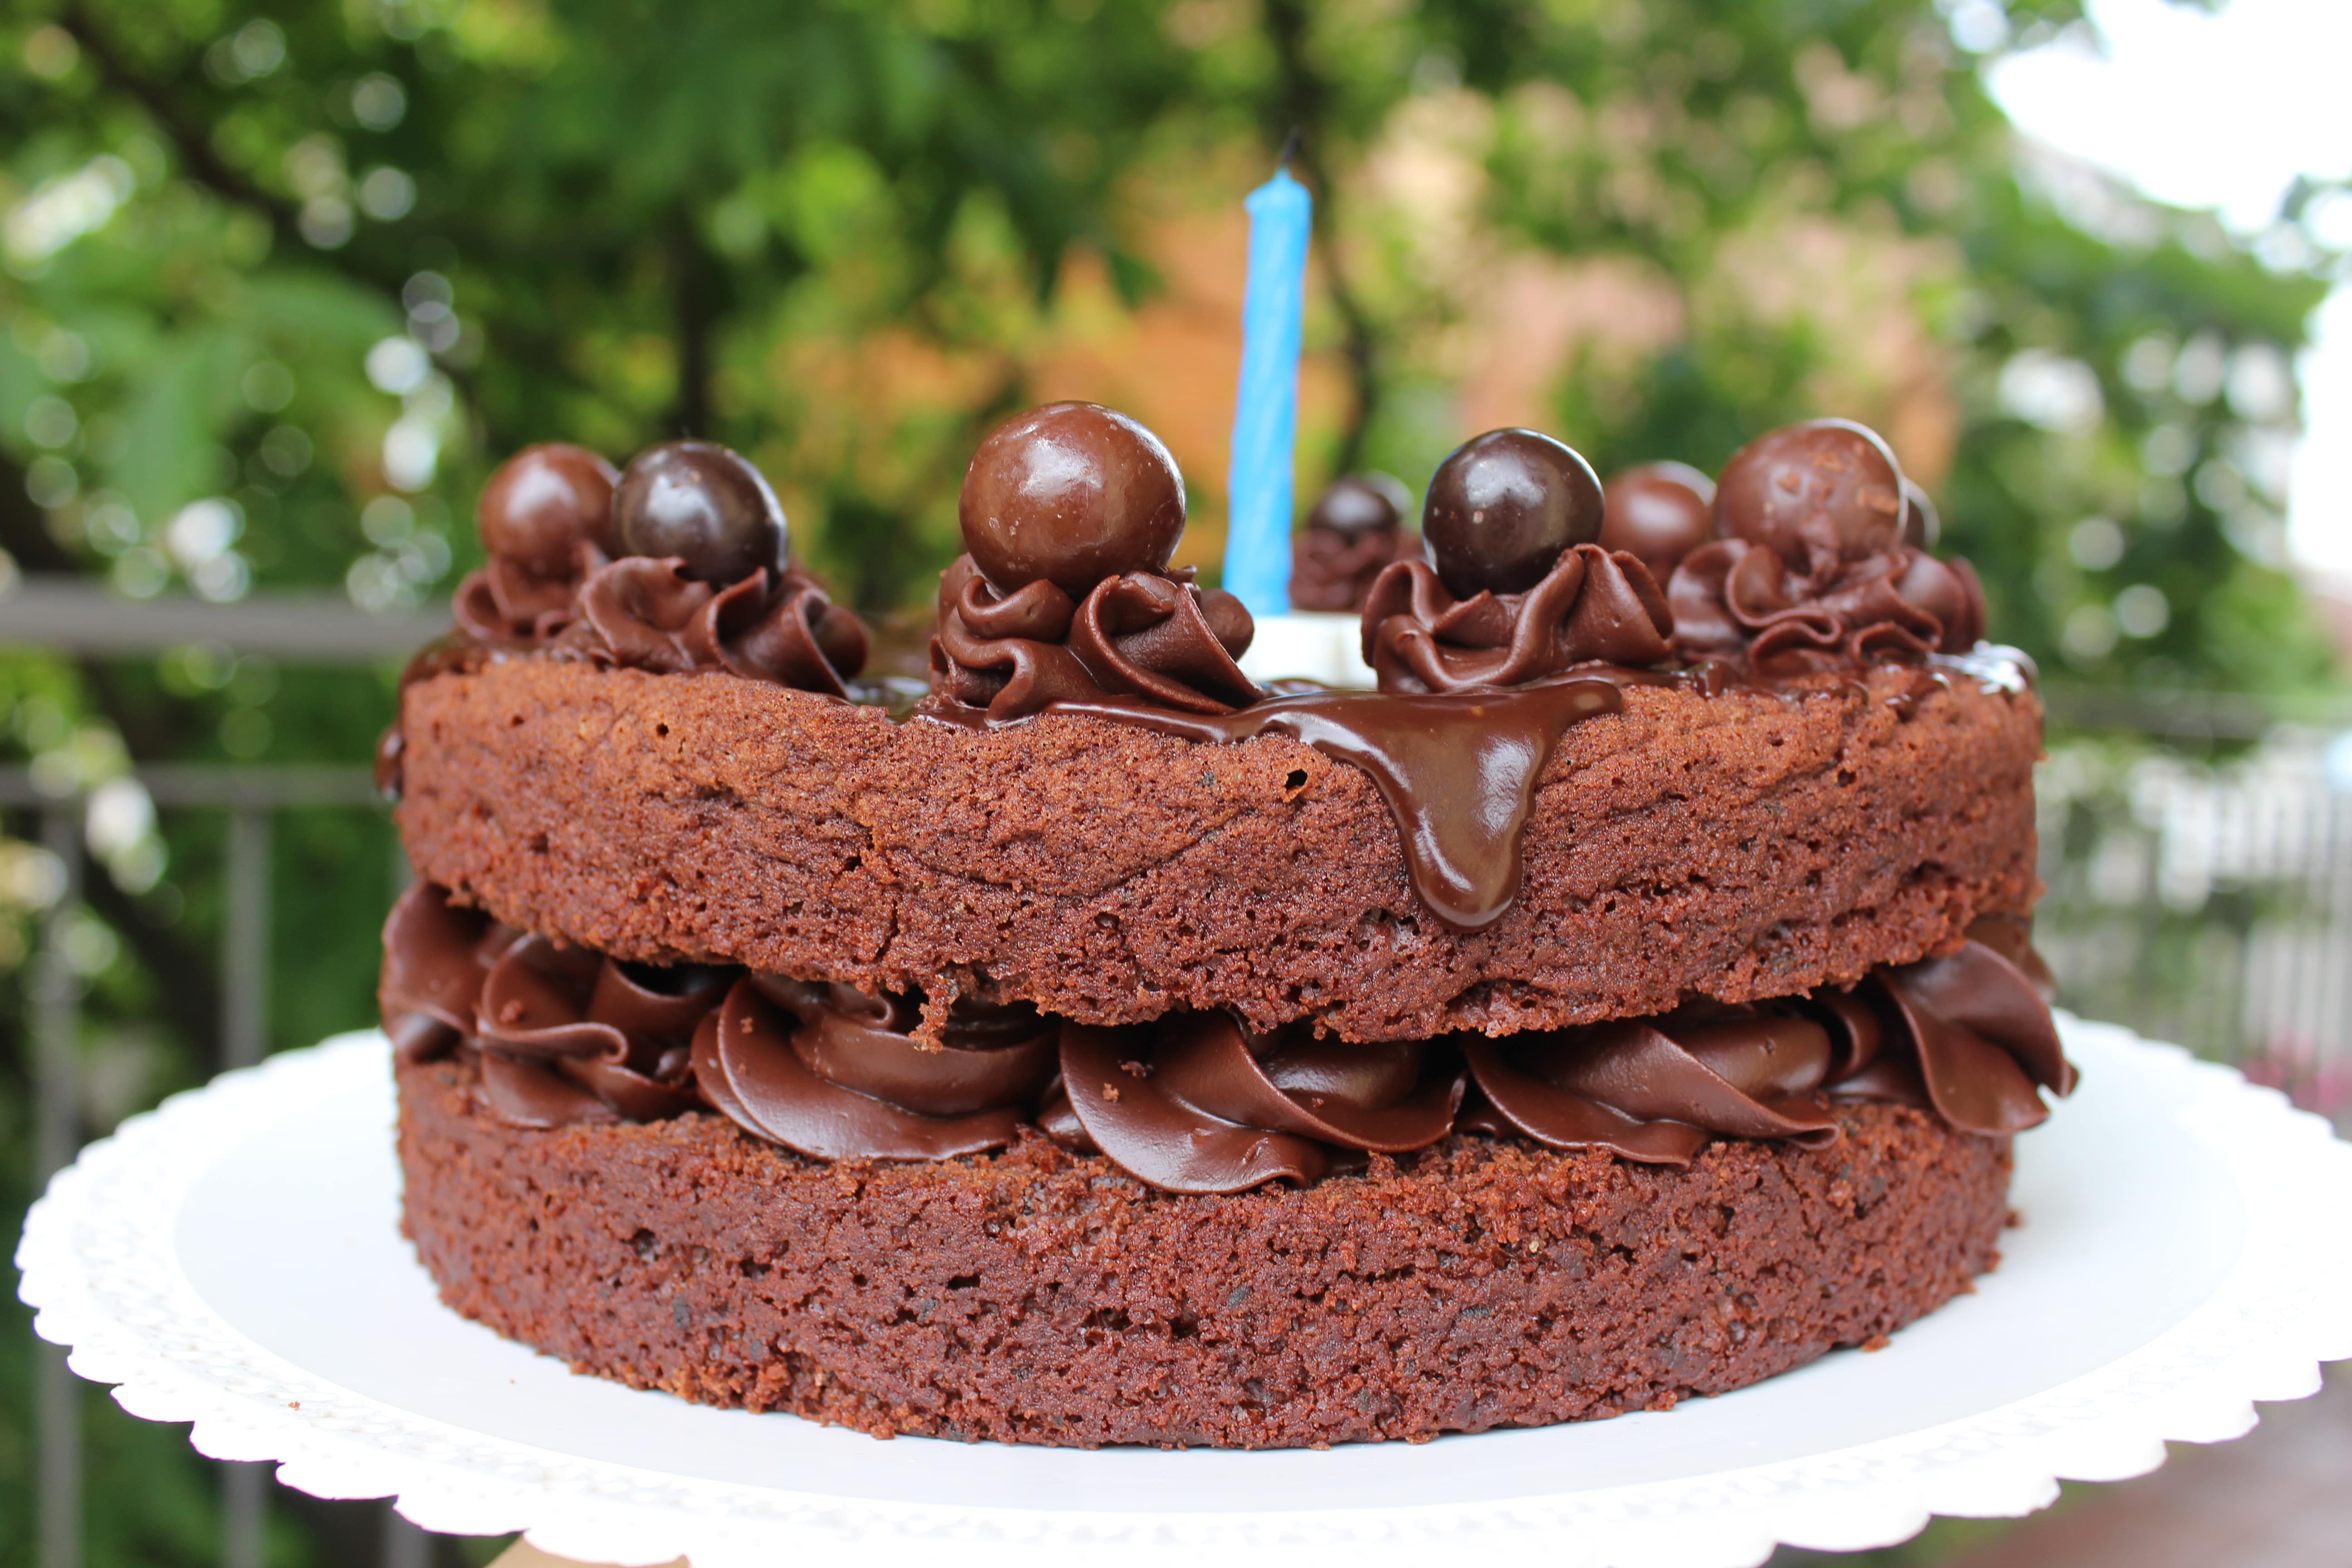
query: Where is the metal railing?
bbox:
[2034,731,2352,1127]
[5,577,449,1568]
[5,765,435,1568]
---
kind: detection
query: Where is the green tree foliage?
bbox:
[0,3,2342,1564]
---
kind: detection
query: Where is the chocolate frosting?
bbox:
[1464,1012,1840,1165]
[382,882,2073,1189]
[1460,932,2071,1161]
[691,976,1054,1160]
[572,556,869,696]
[441,439,868,696]
[1291,526,1423,614]
[1050,1013,1464,1194]
[378,881,519,1063]
[930,553,1261,721]
[1360,544,1675,694]
[1667,537,1986,672]
[1962,911,2057,1002]
[474,934,717,1125]
[452,546,609,645]
[1835,936,2078,1134]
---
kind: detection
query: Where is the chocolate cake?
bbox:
[383,403,2071,1448]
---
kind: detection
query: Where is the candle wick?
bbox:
[1277,126,1304,172]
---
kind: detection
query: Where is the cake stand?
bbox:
[18,1017,2352,1568]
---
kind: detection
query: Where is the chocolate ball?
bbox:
[613,441,787,584]
[1900,477,1940,550]
[1713,419,1905,572]
[1308,473,1412,536]
[1421,428,1603,598]
[477,443,620,576]
[959,402,1186,596]
[1600,461,1716,579]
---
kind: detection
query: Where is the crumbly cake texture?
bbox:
[397,1052,2011,1449]
[392,656,2041,1042]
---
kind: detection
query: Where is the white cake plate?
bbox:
[18,1019,2352,1568]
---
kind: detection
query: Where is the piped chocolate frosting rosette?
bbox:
[931,402,1262,720]
[1828,921,2078,1134]
[449,438,869,695]
[570,441,869,695]
[450,443,621,644]
[1042,1013,1466,1194]
[381,882,710,1127]
[1463,1010,1843,1165]
[691,976,1057,1161]
[383,882,1061,1145]
[1665,420,1985,671]
[378,881,519,1063]
[471,935,719,1127]
[1465,920,2074,1164]
[1290,472,1423,614]
[1362,429,1676,692]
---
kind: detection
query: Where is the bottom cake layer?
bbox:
[397,1053,2012,1449]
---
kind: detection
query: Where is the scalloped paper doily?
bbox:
[18,1019,2352,1568]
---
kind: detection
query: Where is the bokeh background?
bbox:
[3,1,2348,1565]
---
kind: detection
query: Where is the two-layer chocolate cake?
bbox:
[382,402,2068,1448]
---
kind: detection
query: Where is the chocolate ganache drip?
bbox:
[933,417,1667,928]
[1058,677,1625,929]
[1045,1013,1465,1194]
[1363,430,1676,693]
[931,402,1261,720]
[1290,473,1422,614]
[1666,420,1986,671]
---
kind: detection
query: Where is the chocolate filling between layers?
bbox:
[384,884,2073,1195]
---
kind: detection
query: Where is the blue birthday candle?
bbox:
[1223,161,1312,618]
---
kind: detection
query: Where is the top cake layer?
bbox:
[389,409,2039,1044]
[393,649,2038,1043]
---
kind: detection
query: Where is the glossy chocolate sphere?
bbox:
[1599,461,1716,579]
[1421,429,1603,597]
[613,441,787,584]
[959,402,1186,595]
[1900,477,1940,550]
[1308,472,1412,536]
[477,443,621,575]
[1713,419,1904,571]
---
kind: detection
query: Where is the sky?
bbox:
[1985,0,2352,575]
